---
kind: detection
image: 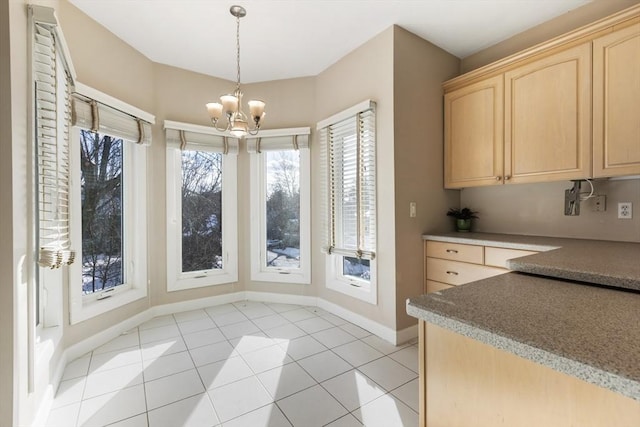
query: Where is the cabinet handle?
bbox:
[495,176,502,181]
[445,249,458,254]
[446,271,459,276]
[504,175,511,181]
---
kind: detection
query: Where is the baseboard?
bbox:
[245,290,317,306]
[64,309,154,363]
[152,291,247,317]
[396,322,419,345]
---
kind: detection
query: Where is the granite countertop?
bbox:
[407,273,640,401]
[412,231,640,401]
[423,232,640,291]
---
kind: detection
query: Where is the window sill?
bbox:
[326,278,377,305]
[70,287,147,325]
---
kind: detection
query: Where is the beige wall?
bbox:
[57,0,154,347]
[461,179,640,241]
[461,0,640,72]
[392,27,460,329]
[314,27,397,329]
[457,0,640,243]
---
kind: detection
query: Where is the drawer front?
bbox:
[426,241,483,264]
[426,257,508,286]
[426,280,453,294]
[484,247,538,269]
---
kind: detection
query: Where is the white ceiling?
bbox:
[68,0,592,83]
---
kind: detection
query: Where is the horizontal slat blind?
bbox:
[72,95,153,145]
[319,101,376,260]
[164,122,239,155]
[35,21,75,268]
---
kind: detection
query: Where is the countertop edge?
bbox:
[406,300,640,402]
[422,234,560,251]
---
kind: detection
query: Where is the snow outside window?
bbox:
[165,121,239,291]
[248,129,311,284]
[318,100,377,304]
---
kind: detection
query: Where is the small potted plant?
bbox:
[446,207,478,232]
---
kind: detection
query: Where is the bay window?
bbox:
[318,100,377,304]
[248,129,311,284]
[69,84,153,323]
[165,121,239,291]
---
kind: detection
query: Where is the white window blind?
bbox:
[246,128,310,153]
[72,94,153,146]
[319,101,377,260]
[164,120,239,154]
[33,11,75,269]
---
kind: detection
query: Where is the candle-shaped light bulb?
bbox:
[220,94,239,114]
[248,100,266,121]
[206,102,223,120]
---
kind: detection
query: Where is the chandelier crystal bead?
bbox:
[206,5,265,137]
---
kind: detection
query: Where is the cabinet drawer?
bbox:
[426,280,453,294]
[485,247,538,269]
[426,241,483,264]
[426,257,508,286]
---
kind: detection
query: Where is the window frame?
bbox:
[318,100,378,304]
[68,85,153,325]
[68,127,148,323]
[165,121,239,291]
[248,128,311,284]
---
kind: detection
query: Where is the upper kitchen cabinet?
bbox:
[504,43,592,184]
[443,5,640,189]
[592,22,640,178]
[444,75,504,188]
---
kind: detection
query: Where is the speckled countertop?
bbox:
[423,232,640,291]
[410,232,640,401]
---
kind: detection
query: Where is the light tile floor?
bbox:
[47,302,419,427]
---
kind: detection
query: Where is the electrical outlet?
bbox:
[618,202,633,219]
[592,195,606,212]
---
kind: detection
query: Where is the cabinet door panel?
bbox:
[445,76,504,188]
[593,23,640,178]
[504,43,592,183]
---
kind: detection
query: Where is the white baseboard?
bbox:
[153,291,247,317]
[245,290,317,306]
[64,309,154,363]
[316,299,417,345]
[396,322,419,345]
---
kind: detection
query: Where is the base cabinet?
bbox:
[419,322,640,427]
[424,240,536,293]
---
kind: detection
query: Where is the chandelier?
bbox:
[206,5,265,138]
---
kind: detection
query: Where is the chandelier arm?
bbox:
[211,118,231,133]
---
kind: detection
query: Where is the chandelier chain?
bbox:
[236,14,241,92]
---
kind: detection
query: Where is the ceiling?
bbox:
[68,0,592,83]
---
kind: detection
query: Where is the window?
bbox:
[318,100,377,303]
[69,84,153,324]
[248,129,311,284]
[79,131,124,294]
[165,121,238,291]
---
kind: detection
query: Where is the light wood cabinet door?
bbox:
[593,23,640,178]
[444,75,504,188]
[504,43,592,183]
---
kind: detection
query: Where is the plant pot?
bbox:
[456,219,472,232]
